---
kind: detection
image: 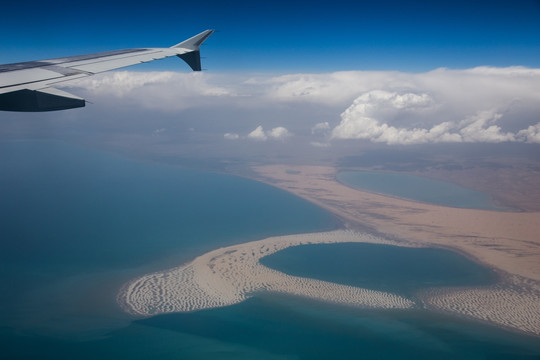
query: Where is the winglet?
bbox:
[172,29,214,71]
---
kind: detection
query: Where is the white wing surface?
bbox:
[0,29,214,111]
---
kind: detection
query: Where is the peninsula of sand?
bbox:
[119,231,415,316]
[118,165,540,337]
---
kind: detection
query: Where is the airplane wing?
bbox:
[0,29,214,112]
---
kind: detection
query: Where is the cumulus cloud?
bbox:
[458,110,515,143]
[517,123,540,143]
[267,126,292,140]
[242,126,293,141]
[247,126,268,141]
[224,133,240,140]
[331,90,441,144]
[62,67,540,146]
[331,88,539,145]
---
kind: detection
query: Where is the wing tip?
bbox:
[172,29,215,51]
[174,29,215,71]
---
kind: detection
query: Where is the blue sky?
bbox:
[1,0,539,72]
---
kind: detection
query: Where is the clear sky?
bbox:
[1,0,540,72]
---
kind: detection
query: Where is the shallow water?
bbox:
[337,171,506,210]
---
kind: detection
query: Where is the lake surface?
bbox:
[337,171,505,210]
[260,243,497,296]
[0,141,538,359]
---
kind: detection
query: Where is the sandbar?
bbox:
[119,231,415,316]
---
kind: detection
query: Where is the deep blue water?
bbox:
[337,171,506,210]
[0,141,538,359]
[260,243,497,296]
[0,141,336,338]
[2,296,540,359]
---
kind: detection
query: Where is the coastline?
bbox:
[252,165,540,281]
[118,228,540,336]
[249,164,540,336]
[117,164,540,337]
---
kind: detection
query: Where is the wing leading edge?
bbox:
[0,29,214,112]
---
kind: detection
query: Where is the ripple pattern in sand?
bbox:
[118,230,540,336]
[422,276,540,336]
[119,231,415,316]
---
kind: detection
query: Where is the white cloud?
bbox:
[247,126,268,141]
[63,67,540,146]
[68,71,232,111]
[240,126,293,141]
[311,122,330,134]
[331,90,441,144]
[331,87,539,145]
[224,133,240,140]
[517,122,540,143]
[267,126,292,140]
[262,71,404,105]
[458,110,515,143]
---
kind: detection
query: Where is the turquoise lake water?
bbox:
[337,171,506,210]
[260,243,497,296]
[1,141,539,359]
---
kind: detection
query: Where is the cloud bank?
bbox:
[226,126,293,141]
[331,91,521,145]
[66,67,540,146]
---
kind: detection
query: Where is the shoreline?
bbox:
[251,165,540,281]
[118,231,417,317]
[334,171,516,213]
[118,229,540,337]
[249,164,540,336]
[117,164,540,337]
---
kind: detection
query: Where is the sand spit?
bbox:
[119,231,415,316]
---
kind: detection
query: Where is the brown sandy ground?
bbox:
[252,165,540,336]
